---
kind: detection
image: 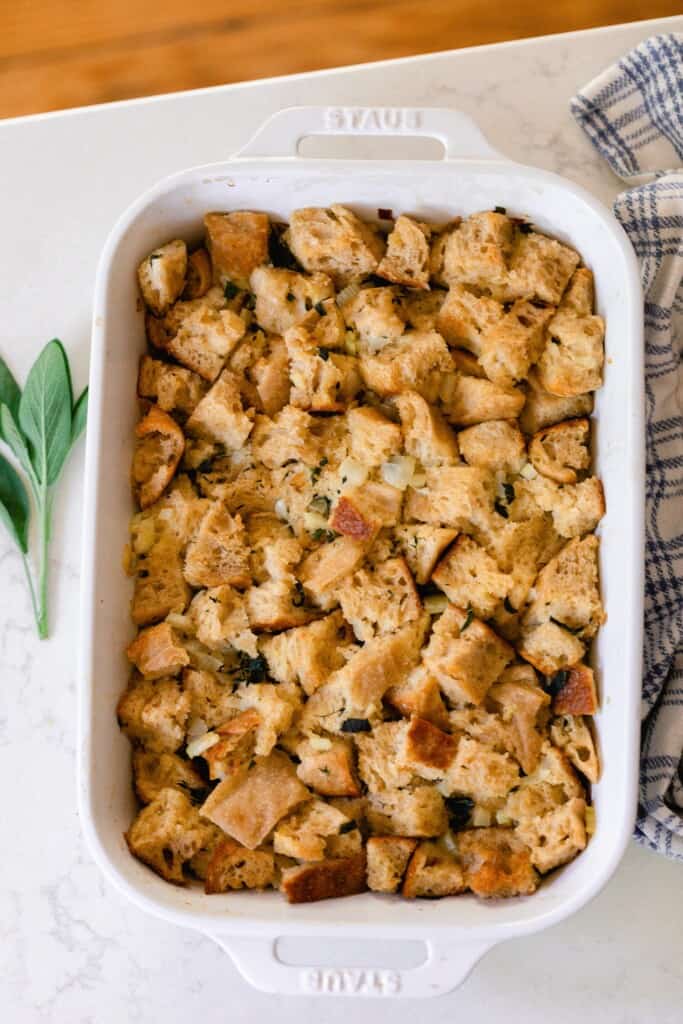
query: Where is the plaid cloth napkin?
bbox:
[571,34,683,860]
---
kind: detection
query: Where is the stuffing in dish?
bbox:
[119,205,605,903]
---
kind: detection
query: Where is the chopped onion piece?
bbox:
[472,806,492,827]
[344,330,359,356]
[274,498,289,522]
[186,731,220,759]
[495,810,513,827]
[308,735,332,752]
[410,472,427,489]
[132,517,156,554]
[338,458,368,489]
[166,612,193,633]
[381,455,416,491]
[184,639,222,672]
[519,462,538,480]
[424,593,448,615]
[187,716,208,741]
[303,510,329,532]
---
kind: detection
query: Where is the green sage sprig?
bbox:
[0,340,88,638]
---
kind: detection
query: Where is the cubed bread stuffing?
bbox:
[121,205,604,902]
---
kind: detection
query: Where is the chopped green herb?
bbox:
[305,297,313,311]
[223,281,239,300]
[237,652,268,684]
[292,580,305,607]
[503,597,517,614]
[445,796,474,831]
[503,482,515,504]
[243,292,256,309]
[544,669,569,698]
[317,347,330,361]
[310,456,328,484]
[518,221,533,234]
[551,337,561,345]
[286,291,296,302]
[340,718,371,734]
[460,605,474,632]
[339,819,358,834]
[314,301,327,316]
[493,206,507,215]
[309,494,331,516]
[550,616,583,636]
[494,499,509,519]
[312,528,337,543]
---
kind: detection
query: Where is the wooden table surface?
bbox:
[2,0,681,119]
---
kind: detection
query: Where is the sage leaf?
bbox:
[0,453,30,553]
[18,339,73,486]
[0,359,20,440]
[1,404,36,486]
[71,387,89,444]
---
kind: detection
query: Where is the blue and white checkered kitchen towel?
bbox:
[571,33,683,860]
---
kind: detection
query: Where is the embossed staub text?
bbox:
[300,967,402,996]
[324,107,422,133]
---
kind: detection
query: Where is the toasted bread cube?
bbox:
[198,709,261,782]
[394,525,458,586]
[394,390,459,467]
[137,239,187,315]
[234,682,301,757]
[249,513,303,585]
[385,667,450,730]
[330,481,403,539]
[524,535,604,640]
[273,799,351,861]
[401,841,466,898]
[505,741,583,821]
[250,405,320,469]
[537,310,605,396]
[529,417,590,483]
[502,230,580,305]
[356,722,421,793]
[423,604,513,705]
[359,331,454,399]
[338,556,421,641]
[519,367,593,434]
[126,787,211,884]
[366,786,448,838]
[527,474,605,538]
[260,610,350,695]
[560,267,594,315]
[428,220,460,285]
[182,247,212,300]
[132,749,206,805]
[487,677,550,774]
[186,822,225,881]
[281,851,367,903]
[516,798,587,873]
[182,667,237,729]
[299,536,369,600]
[250,266,335,335]
[204,211,270,288]
[432,535,513,620]
[376,215,431,289]
[450,348,488,377]
[296,737,361,797]
[366,836,418,892]
[189,585,257,656]
[458,827,537,897]
[147,287,247,382]
[132,406,184,510]
[200,750,308,849]
[186,369,254,450]
[204,837,275,893]
[443,211,515,292]
[457,420,526,473]
[518,621,585,675]
[441,374,525,426]
[126,622,189,679]
[550,714,600,782]
[400,717,458,779]
[117,676,190,753]
[284,326,361,411]
[404,466,494,530]
[138,356,207,417]
[552,662,598,716]
[286,205,384,285]
[347,405,403,467]
[249,334,291,415]
[442,734,519,801]
[184,505,250,588]
[479,300,554,387]
[342,286,405,352]
[247,579,320,632]
[131,532,191,626]
[436,283,504,353]
[399,288,445,331]
[333,614,430,712]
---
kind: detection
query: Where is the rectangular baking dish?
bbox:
[78,105,644,999]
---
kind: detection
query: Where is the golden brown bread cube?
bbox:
[428,219,460,285]
[376,215,431,289]
[518,621,586,676]
[273,799,351,861]
[423,604,514,706]
[338,556,422,641]
[201,709,261,781]
[281,851,367,903]
[400,717,459,779]
[186,369,255,450]
[501,230,580,305]
[250,266,335,335]
[442,734,520,802]
[131,530,191,626]
[523,535,605,641]
[457,419,526,473]
[137,239,187,315]
[399,288,445,332]
[117,675,190,753]
[436,283,504,353]
[299,535,369,600]
[260,610,351,695]
[330,481,402,540]
[356,722,421,793]
[204,837,276,893]
[560,267,594,315]
[132,406,185,510]
[347,405,403,467]
[385,667,450,730]
[515,798,587,873]
[432,534,513,620]
[550,713,600,783]
[394,390,459,467]
[284,325,361,411]
[126,622,189,679]
[126,787,214,884]
[286,205,385,285]
[296,737,361,797]
[359,330,454,399]
[537,309,605,396]
[200,750,309,849]
[147,288,247,382]
[183,505,251,589]
[440,374,525,427]
[183,667,239,730]
[529,418,590,484]
[487,676,550,775]
[478,300,554,388]
[366,836,418,893]
[247,578,321,632]
[457,827,538,898]
[551,662,598,716]
[132,749,206,805]
[393,524,458,585]
[182,247,212,300]
[526,473,605,538]
[189,585,257,656]
[404,465,494,530]
[442,211,515,292]
[519,367,593,435]
[204,211,270,288]
[137,355,207,417]
[342,286,405,352]
[250,405,320,469]
[402,842,466,898]
[366,786,448,838]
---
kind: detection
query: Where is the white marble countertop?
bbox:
[2,15,683,1022]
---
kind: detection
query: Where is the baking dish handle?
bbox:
[207,933,493,998]
[235,105,503,161]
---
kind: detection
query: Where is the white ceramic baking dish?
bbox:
[78,106,645,999]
